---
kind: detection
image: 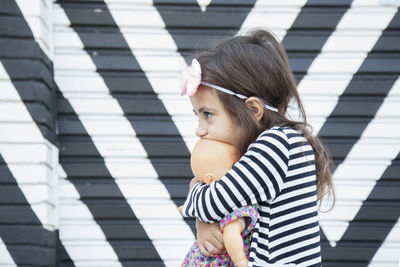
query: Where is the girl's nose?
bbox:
[195,124,207,138]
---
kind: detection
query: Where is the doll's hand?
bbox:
[196,219,225,256]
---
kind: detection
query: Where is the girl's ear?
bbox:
[245,97,264,121]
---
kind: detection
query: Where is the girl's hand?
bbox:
[196,219,225,256]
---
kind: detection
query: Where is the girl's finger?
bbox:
[205,240,223,255]
[211,234,225,251]
[198,243,212,257]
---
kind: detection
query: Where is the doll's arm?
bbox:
[222,218,248,267]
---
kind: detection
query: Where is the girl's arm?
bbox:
[182,129,290,222]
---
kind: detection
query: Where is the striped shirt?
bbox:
[182,126,321,266]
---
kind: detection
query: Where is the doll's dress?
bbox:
[182,205,259,267]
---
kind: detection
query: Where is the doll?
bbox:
[180,139,259,267]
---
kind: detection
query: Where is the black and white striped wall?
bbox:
[0,0,399,266]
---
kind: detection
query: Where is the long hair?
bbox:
[195,29,335,208]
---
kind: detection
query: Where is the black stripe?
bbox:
[272,191,317,209]
[252,141,289,169]
[226,171,252,206]
[319,9,400,172]
[272,240,320,262]
[270,201,316,220]
[185,183,200,216]
[0,154,74,266]
[281,181,316,195]
[253,245,270,263]
[153,0,257,63]
[249,147,287,180]
[270,211,318,231]
[214,182,233,216]
[286,170,316,182]
[258,131,290,154]
[296,252,322,266]
[270,221,319,243]
[325,152,400,264]
[219,179,241,210]
[289,149,314,161]
[318,9,400,265]
[209,187,224,219]
[288,159,315,171]
[270,231,320,253]
[232,165,262,204]
[282,0,352,81]
[57,92,162,265]
[251,237,269,252]
[240,160,272,200]
[0,0,56,144]
[200,183,213,221]
[258,221,270,229]
[290,141,309,150]
[247,154,282,198]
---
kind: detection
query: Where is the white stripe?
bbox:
[369,218,400,267]
[271,205,317,226]
[291,1,398,131]
[240,0,308,40]
[238,157,273,200]
[53,4,194,263]
[0,238,16,267]
[320,77,400,244]
[102,0,194,150]
[15,0,53,60]
[58,166,122,266]
[0,62,56,230]
[268,216,319,239]
[270,235,320,260]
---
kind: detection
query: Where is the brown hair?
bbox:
[195,29,335,208]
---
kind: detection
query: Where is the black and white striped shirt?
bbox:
[182,126,321,266]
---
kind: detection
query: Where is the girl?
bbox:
[180,29,334,266]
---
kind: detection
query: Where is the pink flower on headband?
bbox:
[180,59,202,96]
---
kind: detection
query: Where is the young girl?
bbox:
[180,29,334,266]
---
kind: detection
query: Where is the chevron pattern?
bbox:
[0,0,399,266]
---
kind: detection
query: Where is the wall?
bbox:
[0,0,399,266]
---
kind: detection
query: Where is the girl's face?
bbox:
[189,87,239,147]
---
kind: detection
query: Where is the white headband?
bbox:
[201,81,278,112]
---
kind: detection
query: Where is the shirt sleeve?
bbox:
[181,128,290,223]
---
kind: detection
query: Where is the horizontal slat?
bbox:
[1,244,55,265]
[57,116,400,138]
[320,201,400,222]
[0,205,55,224]
[0,184,54,204]
[59,161,191,178]
[55,95,400,118]
[0,59,53,87]
[0,164,52,184]
[54,29,400,52]
[53,52,400,74]
[0,225,55,245]
[59,240,160,260]
[321,242,400,262]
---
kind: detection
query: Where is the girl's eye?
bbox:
[203,112,212,119]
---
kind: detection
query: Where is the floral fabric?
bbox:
[182,205,258,266]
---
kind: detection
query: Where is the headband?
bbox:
[180,59,278,113]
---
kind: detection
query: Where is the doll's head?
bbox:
[191,138,241,184]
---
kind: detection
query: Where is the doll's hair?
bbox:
[195,29,335,208]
